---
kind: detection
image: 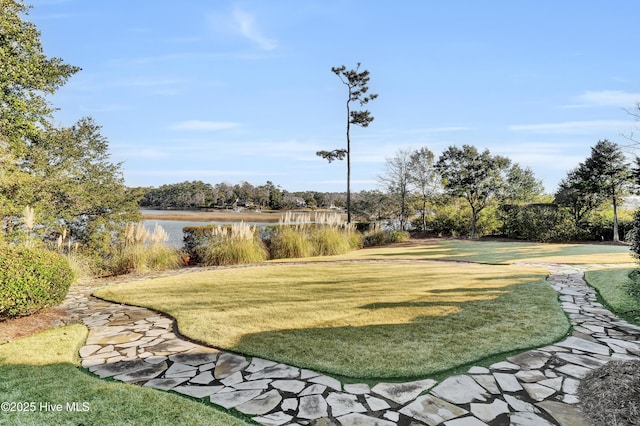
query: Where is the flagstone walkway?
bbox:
[58,263,640,426]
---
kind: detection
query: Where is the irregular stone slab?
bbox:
[299,384,327,396]
[522,383,556,401]
[168,351,219,366]
[252,412,293,426]
[556,336,610,355]
[344,383,371,395]
[282,397,297,412]
[503,394,537,413]
[493,372,523,392]
[470,398,509,422]
[432,375,488,404]
[326,392,367,417]
[190,370,214,385]
[209,389,263,409]
[399,394,468,425]
[468,366,490,374]
[79,344,102,357]
[509,411,555,426]
[164,362,198,378]
[112,362,168,383]
[173,385,224,399]
[308,374,342,391]
[471,375,500,394]
[444,417,489,426]
[515,370,547,383]
[236,389,282,415]
[143,355,167,365]
[555,353,607,369]
[336,413,395,426]
[245,363,300,381]
[537,401,589,426]
[371,378,437,405]
[246,357,277,373]
[94,331,143,346]
[143,377,188,391]
[271,379,306,394]
[364,395,390,412]
[507,350,550,369]
[198,361,216,372]
[298,394,328,420]
[220,371,244,387]
[556,363,591,379]
[214,353,250,379]
[599,337,640,352]
[300,368,320,379]
[383,411,399,422]
[232,379,272,390]
[489,361,520,370]
[538,377,563,391]
[90,359,152,378]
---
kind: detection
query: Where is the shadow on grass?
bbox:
[369,240,631,264]
[231,281,569,379]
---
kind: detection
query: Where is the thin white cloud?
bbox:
[168,120,241,131]
[232,8,277,51]
[563,90,640,108]
[508,120,633,134]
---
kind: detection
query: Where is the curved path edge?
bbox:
[58,263,640,426]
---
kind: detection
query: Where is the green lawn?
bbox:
[95,260,569,379]
[335,239,635,264]
[585,268,640,325]
[0,325,252,426]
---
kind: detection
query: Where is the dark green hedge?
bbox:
[0,246,74,318]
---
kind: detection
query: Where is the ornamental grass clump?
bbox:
[269,212,314,259]
[310,212,361,256]
[270,212,360,258]
[113,223,183,274]
[203,222,268,266]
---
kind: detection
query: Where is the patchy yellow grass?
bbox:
[329,239,635,265]
[95,261,568,378]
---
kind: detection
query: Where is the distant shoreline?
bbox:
[141,210,284,223]
[140,209,343,223]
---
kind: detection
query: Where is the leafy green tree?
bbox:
[436,145,511,238]
[317,63,377,223]
[503,164,544,204]
[351,190,394,222]
[408,147,440,231]
[265,181,283,210]
[554,167,604,227]
[0,0,79,150]
[378,149,414,230]
[25,118,140,253]
[576,140,632,242]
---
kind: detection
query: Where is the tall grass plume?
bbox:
[203,222,268,266]
[113,223,183,274]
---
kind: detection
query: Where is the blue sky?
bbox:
[30,0,640,193]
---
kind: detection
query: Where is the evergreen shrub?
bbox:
[0,246,74,318]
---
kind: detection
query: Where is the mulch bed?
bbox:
[0,308,73,344]
[578,360,640,426]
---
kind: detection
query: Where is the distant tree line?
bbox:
[137,180,347,212]
[138,139,640,243]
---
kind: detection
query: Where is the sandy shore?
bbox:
[141,210,286,223]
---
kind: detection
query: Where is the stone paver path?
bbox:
[58,263,640,425]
